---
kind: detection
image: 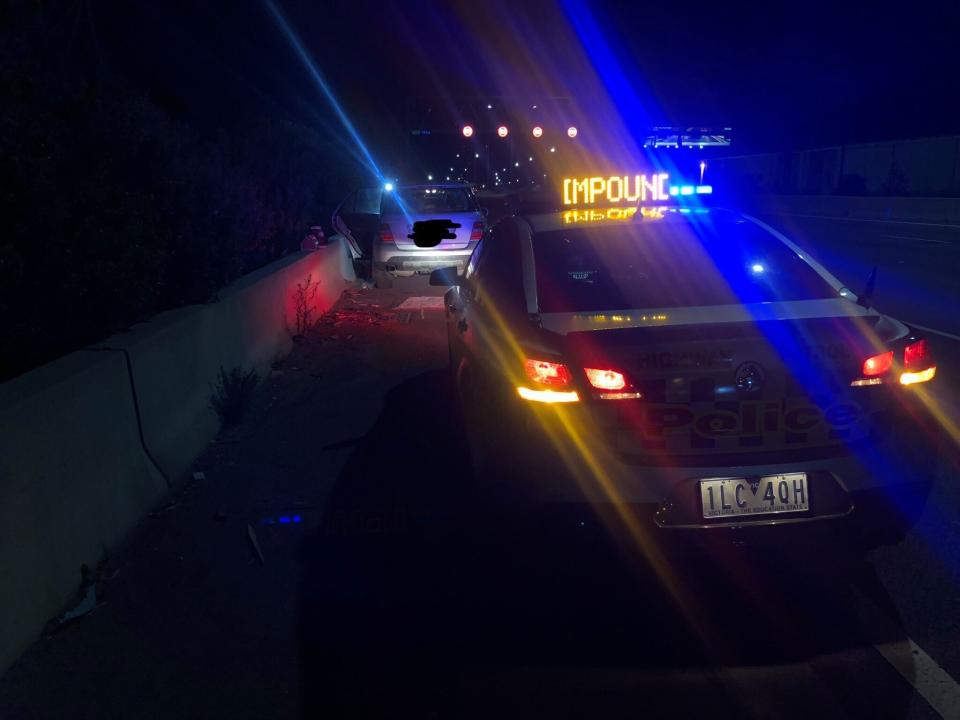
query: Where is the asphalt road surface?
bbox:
[1,216,960,719]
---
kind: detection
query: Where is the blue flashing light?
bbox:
[263,0,407,215]
[560,0,655,135]
[293,515,302,523]
[279,516,291,524]
[384,182,394,192]
[696,185,713,194]
[679,185,694,196]
[669,186,679,196]
[751,263,765,273]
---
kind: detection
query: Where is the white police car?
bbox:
[432,197,940,548]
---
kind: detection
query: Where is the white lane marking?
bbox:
[779,212,960,229]
[874,639,960,720]
[394,296,445,311]
[903,322,960,343]
[880,234,952,245]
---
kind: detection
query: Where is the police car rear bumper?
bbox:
[487,402,938,542]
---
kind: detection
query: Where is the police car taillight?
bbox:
[862,351,893,377]
[584,367,626,391]
[470,221,484,241]
[851,339,937,386]
[518,358,579,403]
[524,358,572,386]
[379,224,394,242]
[904,339,930,369]
[901,339,936,385]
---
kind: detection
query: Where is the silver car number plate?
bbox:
[700,473,809,519]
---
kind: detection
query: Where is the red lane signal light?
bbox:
[497,125,509,138]
[462,124,474,138]
[567,126,578,138]
[532,126,543,138]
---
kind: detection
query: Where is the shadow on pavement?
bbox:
[297,369,916,719]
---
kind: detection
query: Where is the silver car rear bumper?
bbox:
[372,244,475,272]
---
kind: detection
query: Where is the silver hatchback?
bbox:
[332,183,485,287]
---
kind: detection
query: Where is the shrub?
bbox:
[293,274,321,338]
[209,366,260,428]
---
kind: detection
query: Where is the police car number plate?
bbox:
[700,473,809,519]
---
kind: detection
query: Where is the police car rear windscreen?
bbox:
[533,220,837,313]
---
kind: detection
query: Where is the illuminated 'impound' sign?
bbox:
[563,173,670,205]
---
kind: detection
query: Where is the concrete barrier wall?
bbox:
[0,240,350,675]
[748,195,960,224]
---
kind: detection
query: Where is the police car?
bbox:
[432,180,940,547]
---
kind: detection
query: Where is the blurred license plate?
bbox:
[700,473,808,519]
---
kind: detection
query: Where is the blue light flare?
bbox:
[263,0,388,188]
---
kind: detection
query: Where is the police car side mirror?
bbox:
[429,266,461,287]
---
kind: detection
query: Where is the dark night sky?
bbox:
[95,0,960,158]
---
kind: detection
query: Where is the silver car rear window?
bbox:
[381,188,476,215]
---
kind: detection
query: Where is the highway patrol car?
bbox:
[433,189,940,547]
